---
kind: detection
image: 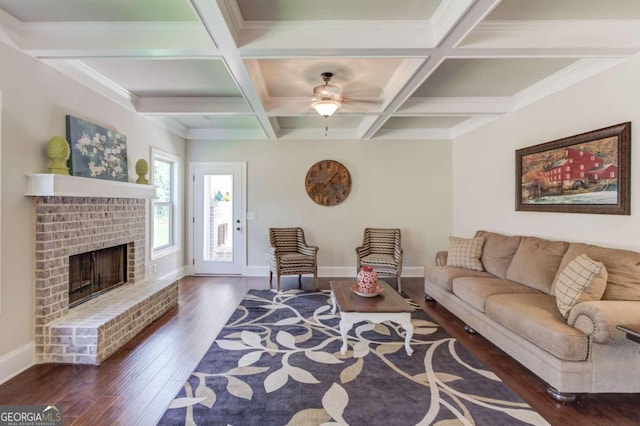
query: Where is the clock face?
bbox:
[305,160,352,206]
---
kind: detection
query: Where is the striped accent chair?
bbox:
[268,227,319,291]
[356,228,403,293]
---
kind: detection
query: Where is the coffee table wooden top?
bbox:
[330,280,413,313]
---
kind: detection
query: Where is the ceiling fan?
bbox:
[311,72,343,119]
[310,71,379,135]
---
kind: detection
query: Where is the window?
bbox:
[580,164,584,170]
[610,171,615,178]
[595,162,599,167]
[151,149,180,256]
[591,156,595,161]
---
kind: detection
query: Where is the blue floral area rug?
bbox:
[159,290,548,425]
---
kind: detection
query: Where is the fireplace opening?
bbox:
[69,244,128,307]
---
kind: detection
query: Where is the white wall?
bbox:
[452,56,640,251]
[0,42,187,377]
[188,138,452,275]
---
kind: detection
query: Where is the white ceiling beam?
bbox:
[237,21,435,51]
[276,128,360,140]
[462,20,640,50]
[448,47,640,58]
[239,48,435,59]
[398,97,513,115]
[360,0,502,139]
[187,128,266,140]
[190,0,277,139]
[431,0,476,45]
[17,22,219,58]
[266,98,383,116]
[136,97,252,115]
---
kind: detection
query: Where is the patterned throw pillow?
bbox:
[446,236,485,271]
[554,254,604,319]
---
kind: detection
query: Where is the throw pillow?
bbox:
[554,254,605,319]
[447,236,485,271]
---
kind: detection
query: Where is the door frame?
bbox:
[187,161,247,275]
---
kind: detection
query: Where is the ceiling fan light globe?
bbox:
[312,100,341,117]
[313,83,341,99]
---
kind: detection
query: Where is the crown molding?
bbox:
[186,128,266,140]
[146,117,188,139]
[44,59,138,112]
[136,96,252,115]
[512,58,630,110]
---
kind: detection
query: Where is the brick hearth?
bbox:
[33,196,178,364]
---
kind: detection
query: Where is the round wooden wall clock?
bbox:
[305,160,352,206]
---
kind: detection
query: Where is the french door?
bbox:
[191,162,246,275]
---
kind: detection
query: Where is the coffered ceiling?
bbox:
[1,0,639,141]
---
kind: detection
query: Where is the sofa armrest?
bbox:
[435,251,448,266]
[568,301,640,345]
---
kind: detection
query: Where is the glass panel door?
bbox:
[192,163,245,275]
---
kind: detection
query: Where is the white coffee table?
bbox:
[330,279,414,356]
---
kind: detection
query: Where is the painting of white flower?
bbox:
[66,115,128,182]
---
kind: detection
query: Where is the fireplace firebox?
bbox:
[69,244,128,307]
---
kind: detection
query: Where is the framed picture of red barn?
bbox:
[516,122,630,215]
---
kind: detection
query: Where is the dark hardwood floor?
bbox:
[0,276,638,425]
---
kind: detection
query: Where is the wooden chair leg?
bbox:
[397,276,402,294]
[277,275,281,292]
[269,271,273,289]
[298,275,302,289]
[314,273,318,290]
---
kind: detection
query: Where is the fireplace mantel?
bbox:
[25,174,156,199]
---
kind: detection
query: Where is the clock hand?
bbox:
[323,172,339,189]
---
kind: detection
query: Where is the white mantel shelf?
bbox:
[25,174,156,199]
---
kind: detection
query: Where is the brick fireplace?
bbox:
[29,180,178,364]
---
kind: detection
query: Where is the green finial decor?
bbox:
[135,159,149,184]
[46,136,70,175]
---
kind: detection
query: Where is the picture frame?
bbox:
[515,122,630,215]
[65,115,128,182]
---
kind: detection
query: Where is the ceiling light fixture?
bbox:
[311,72,342,135]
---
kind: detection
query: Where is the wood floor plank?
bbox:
[0,276,637,426]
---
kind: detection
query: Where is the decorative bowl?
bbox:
[351,284,384,297]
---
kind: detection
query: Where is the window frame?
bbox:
[151,148,181,259]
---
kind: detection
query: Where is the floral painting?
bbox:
[65,115,128,182]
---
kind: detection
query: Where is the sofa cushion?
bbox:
[452,277,542,313]
[554,254,606,319]
[485,294,589,361]
[424,265,492,293]
[506,237,569,294]
[446,236,485,271]
[475,231,522,279]
[553,243,640,301]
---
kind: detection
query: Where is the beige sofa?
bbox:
[424,230,640,402]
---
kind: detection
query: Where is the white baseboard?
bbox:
[243,266,424,278]
[0,342,35,385]
[159,264,190,281]
[245,266,269,276]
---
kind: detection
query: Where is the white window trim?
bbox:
[151,148,181,260]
